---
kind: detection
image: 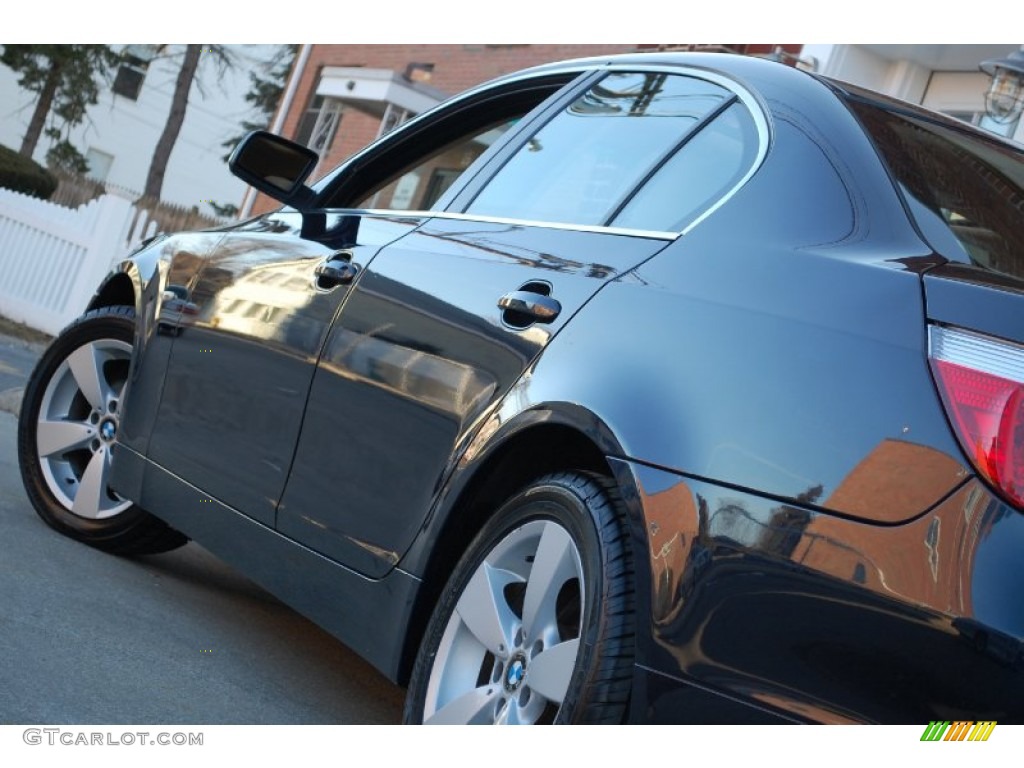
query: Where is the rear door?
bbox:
[278,68,766,576]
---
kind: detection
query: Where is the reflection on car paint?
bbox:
[623,458,1024,722]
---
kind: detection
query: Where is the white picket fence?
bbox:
[0,188,158,336]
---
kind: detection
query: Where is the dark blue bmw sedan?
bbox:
[18,52,1024,724]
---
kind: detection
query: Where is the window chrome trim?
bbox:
[446,64,770,237]
[352,208,679,241]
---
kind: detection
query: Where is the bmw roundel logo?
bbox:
[506,658,525,689]
[101,421,116,441]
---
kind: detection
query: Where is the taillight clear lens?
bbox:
[929,325,1024,508]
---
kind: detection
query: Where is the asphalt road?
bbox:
[0,335,41,415]
[0,402,405,724]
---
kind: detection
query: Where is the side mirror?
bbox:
[229,131,319,210]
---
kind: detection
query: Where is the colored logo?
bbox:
[506,658,525,689]
[920,721,996,741]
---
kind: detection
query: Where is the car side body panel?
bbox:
[97,231,227,461]
[388,63,1005,720]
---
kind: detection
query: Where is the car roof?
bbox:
[480,51,814,94]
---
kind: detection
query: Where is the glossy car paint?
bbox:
[91,53,1024,723]
[144,211,423,525]
[925,263,1024,344]
[614,459,1024,723]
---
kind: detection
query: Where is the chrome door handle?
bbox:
[497,291,562,323]
[315,258,359,290]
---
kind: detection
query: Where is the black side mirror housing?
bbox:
[229,131,319,210]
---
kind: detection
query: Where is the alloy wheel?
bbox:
[36,338,133,519]
[422,519,584,724]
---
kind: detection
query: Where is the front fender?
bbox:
[107,232,226,499]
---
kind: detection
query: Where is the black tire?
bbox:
[18,305,188,556]
[404,471,635,724]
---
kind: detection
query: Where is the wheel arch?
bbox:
[87,269,139,316]
[84,247,164,346]
[84,234,189,344]
[395,403,644,685]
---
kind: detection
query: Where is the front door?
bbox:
[146,210,420,525]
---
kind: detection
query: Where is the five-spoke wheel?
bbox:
[404,472,635,725]
[35,336,132,519]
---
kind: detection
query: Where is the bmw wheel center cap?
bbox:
[505,655,526,691]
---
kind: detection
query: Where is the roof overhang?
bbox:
[860,45,1017,72]
[317,67,446,118]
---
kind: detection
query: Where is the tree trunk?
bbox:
[144,44,202,200]
[20,62,62,158]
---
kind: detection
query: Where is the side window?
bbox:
[610,102,759,232]
[355,119,518,210]
[464,71,759,231]
[316,74,580,211]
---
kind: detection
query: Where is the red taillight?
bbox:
[930,326,1024,508]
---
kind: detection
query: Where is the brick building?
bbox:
[245,43,800,215]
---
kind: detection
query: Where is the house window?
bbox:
[85,148,114,182]
[422,169,462,209]
[112,54,149,101]
[294,95,343,156]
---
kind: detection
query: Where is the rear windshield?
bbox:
[847,95,1024,279]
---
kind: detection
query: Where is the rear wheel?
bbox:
[18,306,187,555]
[404,471,635,724]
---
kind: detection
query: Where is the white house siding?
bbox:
[0,45,283,212]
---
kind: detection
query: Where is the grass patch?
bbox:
[0,315,52,346]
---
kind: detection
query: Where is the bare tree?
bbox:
[143,45,201,200]
[143,45,235,201]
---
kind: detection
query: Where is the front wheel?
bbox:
[404,471,635,724]
[18,305,187,555]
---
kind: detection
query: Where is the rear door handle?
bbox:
[497,291,562,323]
[315,251,359,290]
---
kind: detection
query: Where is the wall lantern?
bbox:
[980,48,1024,123]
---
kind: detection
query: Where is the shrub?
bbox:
[0,144,58,199]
